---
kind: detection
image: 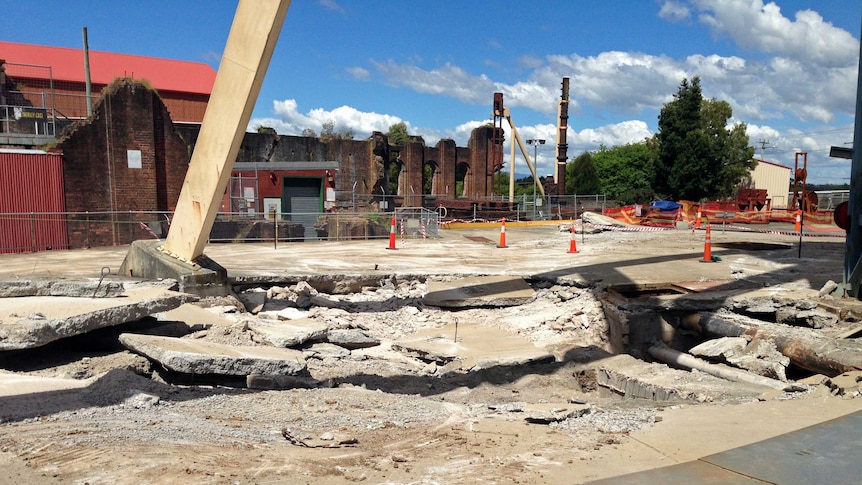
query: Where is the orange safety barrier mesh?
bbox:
[602,205,842,233]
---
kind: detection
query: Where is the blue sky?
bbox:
[4,1,861,183]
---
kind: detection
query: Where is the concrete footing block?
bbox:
[119,240,228,296]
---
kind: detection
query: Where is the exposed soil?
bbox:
[0,225,859,484]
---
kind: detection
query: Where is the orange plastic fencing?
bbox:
[602,204,842,234]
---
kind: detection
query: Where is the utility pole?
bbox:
[757,139,771,161]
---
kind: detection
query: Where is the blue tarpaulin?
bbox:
[651,200,682,212]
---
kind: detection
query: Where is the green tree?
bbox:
[566,151,600,195]
[593,142,656,205]
[654,77,754,200]
[387,122,410,145]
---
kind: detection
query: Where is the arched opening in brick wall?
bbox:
[455,162,470,198]
[424,161,439,195]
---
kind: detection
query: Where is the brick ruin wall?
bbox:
[52,80,501,248]
[57,79,190,248]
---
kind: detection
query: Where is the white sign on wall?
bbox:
[127,150,142,169]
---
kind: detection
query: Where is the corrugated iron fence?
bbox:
[0,151,67,253]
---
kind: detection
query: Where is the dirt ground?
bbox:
[0,223,860,484]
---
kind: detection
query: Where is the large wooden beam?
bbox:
[163,0,290,261]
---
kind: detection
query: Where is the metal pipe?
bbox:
[648,344,790,391]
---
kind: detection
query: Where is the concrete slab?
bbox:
[247,318,328,347]
[423,275,535,308]
[394,322,554,371]
[705,410,862,485]
[155,303,236,328]
[0,371,93,398]
[118,333,307,376]
[597,354,768,402]
[0,286,196,350]
[0,277,124,298]
[585,410,862,485]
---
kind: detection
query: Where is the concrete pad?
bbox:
[394,322,554,371]
[247,318,328,347]
[118,333,307,376]
[423,276,535,308]
[0,286,196,350]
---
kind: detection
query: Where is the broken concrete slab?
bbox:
[829,371,862,395]
[597,354,768,402]
[257,307,309,321]
[303,342,351,360]
[236,289,266,314]
[247,318,328,347]
[155,303,236,328]
[394,322,554,371]
[0,287,196,351]
[0,370,94,398]
[118,333,307,376]
[582,211,626,227]
[423,276,535,308]
[327,328,380,349]
[523,402,592,424]
[690,337,749,358]
[0,277,124,298]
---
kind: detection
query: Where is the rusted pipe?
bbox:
[684,313,862,377]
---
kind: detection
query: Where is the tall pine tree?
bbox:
[654,77,754,201]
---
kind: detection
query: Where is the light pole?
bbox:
[526,139,545,220]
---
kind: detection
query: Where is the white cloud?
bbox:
[317,0,346,15]
[249,99,405,140]
[690,0,858,67]
[371,60,494,104]
[346,66,370,80]
[659,1,691,22]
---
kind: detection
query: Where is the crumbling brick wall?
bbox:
[57,79,190,248]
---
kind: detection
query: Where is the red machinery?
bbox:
[790,152,818,212]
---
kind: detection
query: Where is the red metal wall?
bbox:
[0,151,68,253]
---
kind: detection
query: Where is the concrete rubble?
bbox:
[0,284,195,350]
[1,225,862,484]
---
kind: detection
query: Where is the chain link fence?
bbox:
[0,208,442,254]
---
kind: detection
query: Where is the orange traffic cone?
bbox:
[700,224,715,263]
[795,209,802,233]
[386,215,397,250]
[695,210,702,229]
[497,218,507,248]
[567,224,579,253]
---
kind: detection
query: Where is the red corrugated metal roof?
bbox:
[0,41,215,95]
